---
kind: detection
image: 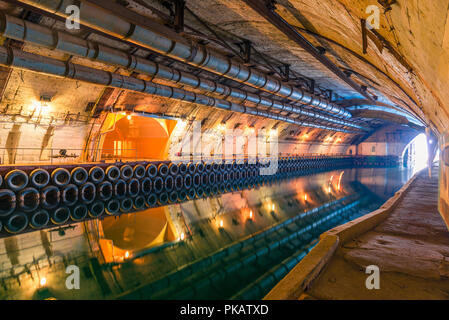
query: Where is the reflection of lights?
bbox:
[40,277,47,287]
[125,251,130,259]
[217,123,226,132]
[121,111,127,116]
[180,232,185,241]
[328,186,332,193]
[127,115,132,120]
[337,171,344,191]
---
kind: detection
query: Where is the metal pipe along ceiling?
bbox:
[17,0,353,119]
[0,12,367,131]
[0,45,357,133]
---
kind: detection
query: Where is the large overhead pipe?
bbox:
[0,45,356,132]
[0,12,367,130]
[15,0,353,119]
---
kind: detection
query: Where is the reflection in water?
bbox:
[0,167,414,300]
[102,207,177,250]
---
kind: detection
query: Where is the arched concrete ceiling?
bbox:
[0,0,445,146]
[183,0,448,133]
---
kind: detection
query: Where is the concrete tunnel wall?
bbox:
[351,124,420,159]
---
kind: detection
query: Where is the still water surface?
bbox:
[0,166,415,299]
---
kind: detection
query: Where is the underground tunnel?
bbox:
[0,0,447,306]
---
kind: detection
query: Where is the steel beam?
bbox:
[243,0,375,101]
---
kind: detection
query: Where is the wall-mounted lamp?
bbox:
[217,122,226,133]
[40,95,53,103]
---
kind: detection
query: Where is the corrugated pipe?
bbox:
[0,45,355,132]
[0,12,367,131]
[16,0,353,119]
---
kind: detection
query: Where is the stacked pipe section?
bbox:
[0,44,358,133]
[0,12,368,132]
[0,156,355,236]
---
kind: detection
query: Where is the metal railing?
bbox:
[171,153,353,163]
[0,148,138,165]
[0,147,353,166]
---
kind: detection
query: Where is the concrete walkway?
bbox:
[303,167,449,299]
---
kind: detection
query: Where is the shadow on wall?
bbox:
[5,124,21,164]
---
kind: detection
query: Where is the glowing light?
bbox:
[219,220,224,228]
[180,232,185,241]
[177,119,187,128]
[247,126,255,135]
[302,133,309,140]
[406,133,428,173]
[336,138,342,143]
[429,139,433,144]
[249,210,253,219]
[121,112,127,116]
[328,185,332,193]
[40,277,47,287]
[125,251,130,259]
[31,101,50,115]
[127,115,132,120]
[271,204,275,211]
[304,193,308,201]
[217,123,226,132]
[269,129,277,137]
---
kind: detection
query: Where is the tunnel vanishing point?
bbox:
[0,0,447,301]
